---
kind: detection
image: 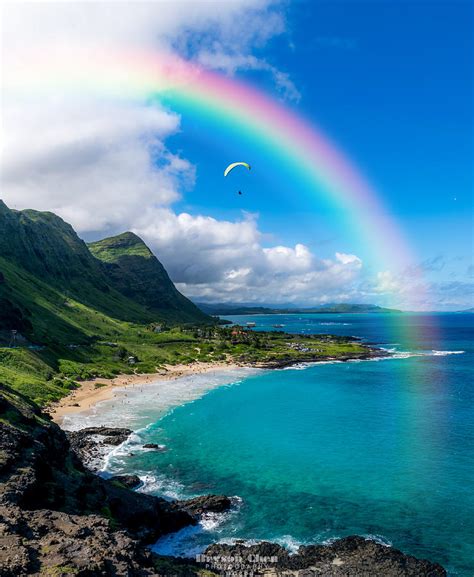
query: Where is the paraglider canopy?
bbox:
[224,162,251,177]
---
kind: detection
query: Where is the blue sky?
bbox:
[172,0,472,285]
[2,0,472,310]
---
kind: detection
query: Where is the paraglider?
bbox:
[224,162,251,196]
[224,162,251,177]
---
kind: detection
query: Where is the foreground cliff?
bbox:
[0,385,446,576]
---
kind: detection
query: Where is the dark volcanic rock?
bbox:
[0,385,448,577]
[174,494,232,517]
[67,425,133,445]
[104,434,129,445]
[110,474,142,489]
[203,537,447,576]
[0,508,157,577]
[0,386,196,575]
[142,442,168,451]
[66,426,133,469]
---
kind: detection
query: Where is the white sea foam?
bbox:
[430,350,465,355]
[152,496,243,557]
[61,367,261,434]
[273,534,303,553]
[276,348,465,375]
[317,322,352,326]
[362,534,392,547]
[322,534,392,548]
[152,525,205,558]
[388,349,465,359]
[137,473,185,501]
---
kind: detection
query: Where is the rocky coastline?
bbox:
[250,344,389,369]
[0,383,446,576]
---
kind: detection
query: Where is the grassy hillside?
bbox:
[0,324,370,406]
[88,232,209,324]
[0,201,378,409]
[0,201,211,343]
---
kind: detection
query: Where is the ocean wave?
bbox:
[317,322,352,326]
[136,473,186,501]
[429,350,465,356]
[362,534,392,547]
[321,534,392,548]
[152,496,243,557]
[155,527,394,560]
[273,535,303,553]
[152,525,205,558]
[278,348,466,373]
[389,349,465,359]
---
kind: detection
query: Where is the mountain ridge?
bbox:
[0,200,210,344]
[88,232,208,324]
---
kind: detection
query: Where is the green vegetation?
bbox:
[89,232,209,324]
[0,201,375,409]
[0,200,211,342]
[0,324,368,406]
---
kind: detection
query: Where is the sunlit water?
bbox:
[68,313,473,576]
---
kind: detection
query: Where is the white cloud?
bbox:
[1,0,292,232]
[132,209,364,303]
[197,50,301,101]
[5,1,459,309]
[335,252,362,266]
[372,271,402,294]
[1,98,189,231]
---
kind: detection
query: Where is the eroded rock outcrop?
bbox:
[202,537,447,576]
[0,386,197,575]
[0,385,448,576]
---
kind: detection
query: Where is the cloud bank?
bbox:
[2,1,464,309]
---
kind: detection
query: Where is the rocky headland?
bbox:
[0,384,446,576]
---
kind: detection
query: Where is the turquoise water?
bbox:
[107,313,474,576]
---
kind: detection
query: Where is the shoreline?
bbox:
[48,360,244,425]
[42,347,451,576]
[49,347,388,426]
[49,347,387,426]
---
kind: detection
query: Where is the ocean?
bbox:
[72,313,474,576]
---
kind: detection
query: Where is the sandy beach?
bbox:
[49,361,242,425]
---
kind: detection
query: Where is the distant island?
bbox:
[197,302,402,316]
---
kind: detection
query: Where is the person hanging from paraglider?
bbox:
[224,162,251,196]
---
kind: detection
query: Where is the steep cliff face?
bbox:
[0,201,111,294]
[89,232,209,324]
[0,201,210,343]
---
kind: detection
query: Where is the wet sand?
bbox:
[49,361,242,425]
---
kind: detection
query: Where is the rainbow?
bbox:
[6,48,424,309]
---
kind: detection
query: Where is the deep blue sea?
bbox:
[104,313,474,576]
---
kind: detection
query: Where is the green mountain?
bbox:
[0,200,210,344]
[88,232,208,324]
